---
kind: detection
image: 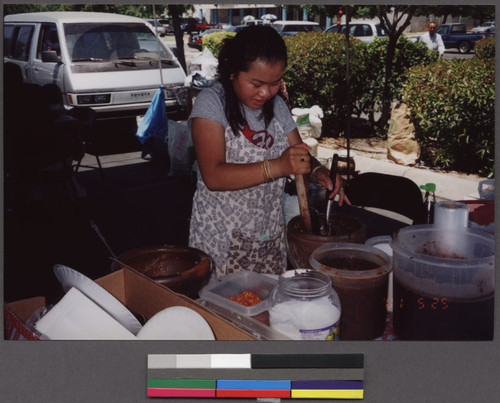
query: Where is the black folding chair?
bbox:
[343,172,426,225]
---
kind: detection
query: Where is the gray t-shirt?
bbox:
[188,82,296,276]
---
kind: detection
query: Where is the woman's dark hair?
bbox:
[218,25,287,135]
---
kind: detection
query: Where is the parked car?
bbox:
[180,17,199,33]
[4,12,189,119]
[145,19,166,36]
[325,21,387,42]
[187,29,223,51]
[231,24,248,33]
[471,21,495,33]
[242,19,263,26]
[435,23,492,53]
[158,18,171,33]
[195,17,218,32]
[271,20,323,36]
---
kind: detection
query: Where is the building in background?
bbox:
[191,4,314,26]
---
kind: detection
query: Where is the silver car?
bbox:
[325,21,387,42]
[145,19,167,36]
[471,22,495,33]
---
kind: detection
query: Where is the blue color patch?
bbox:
[217,379,291,390]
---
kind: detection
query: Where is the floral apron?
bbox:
[189,111,289,277]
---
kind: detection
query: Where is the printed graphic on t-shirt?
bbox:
[241,121,274,149]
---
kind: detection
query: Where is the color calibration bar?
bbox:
[147,354,364,399]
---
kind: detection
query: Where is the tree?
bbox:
[167,4,192,73]
[372,6,417,133]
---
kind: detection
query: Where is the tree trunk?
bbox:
[377,34,398,133]
[168,5,187,73]
[376,6,417,135]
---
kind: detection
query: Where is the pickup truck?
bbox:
[196,18,218,32]
[181,18,216,34]
[435,23,492,54]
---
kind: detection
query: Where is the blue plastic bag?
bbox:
[135,87,168,145]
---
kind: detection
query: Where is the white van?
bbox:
[4,12,189,119]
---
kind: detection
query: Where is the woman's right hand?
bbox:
[275,143,311,177]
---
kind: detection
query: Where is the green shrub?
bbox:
[474,36,495,60]
[403,58,495,177]
[283,33,439,136]
[357,36,439,129]
[202,30,236,58]
[284,32,366,133]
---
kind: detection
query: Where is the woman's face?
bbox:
[231,58,285,110]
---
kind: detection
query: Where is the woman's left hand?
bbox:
[313,167,351,207]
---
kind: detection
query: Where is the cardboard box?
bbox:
[4,267,256,341]
[4,297,45,340]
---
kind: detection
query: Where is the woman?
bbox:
[189,25,349,277]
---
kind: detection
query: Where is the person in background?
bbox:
[188,25,350,277]
[418,22,445,57]
[42,27,61,55]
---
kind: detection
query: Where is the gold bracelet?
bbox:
[258,160,272,183]
[265,159,274,181]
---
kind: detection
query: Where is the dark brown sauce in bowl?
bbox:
[317,256,380,271]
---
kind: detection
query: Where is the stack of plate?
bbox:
[39,265,215,340]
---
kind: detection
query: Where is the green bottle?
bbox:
[420,183,436,224]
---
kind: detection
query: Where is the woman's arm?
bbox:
[287,128,351,206]
[192,117,310,191]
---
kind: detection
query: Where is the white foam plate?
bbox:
[137,306,215,340]
[53,264,142,335]
[35,287,137,340]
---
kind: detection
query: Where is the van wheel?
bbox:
[458,41,471,54]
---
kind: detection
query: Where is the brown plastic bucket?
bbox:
[309,243,391,340]
[286,214,366,269]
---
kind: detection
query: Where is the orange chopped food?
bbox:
[227,290,263,306]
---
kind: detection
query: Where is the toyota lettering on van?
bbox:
[131,91,153,99]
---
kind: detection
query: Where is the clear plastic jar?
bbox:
[268,270,341,340]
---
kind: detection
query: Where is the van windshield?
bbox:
[64,22,175,62]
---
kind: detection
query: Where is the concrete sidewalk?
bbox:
[316,145,490,202]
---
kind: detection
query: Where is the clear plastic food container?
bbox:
[199,271,278,316]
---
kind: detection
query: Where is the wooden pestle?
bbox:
[295,174,312,233]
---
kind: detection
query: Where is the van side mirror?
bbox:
[41,50,61,63]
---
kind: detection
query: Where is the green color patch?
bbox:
[147,378,216,389]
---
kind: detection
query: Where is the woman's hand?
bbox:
[313,166,351,207]
[274,143,311,177]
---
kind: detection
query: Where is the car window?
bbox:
[271,23,283,32]
[325,25,340,34]
[16,25,35,61]
[375,24,387,36]
[3,25,16,58]
[287,24,319,32]
[436,26,447,35]
[64,22,174,61]
[37,23,60,58]
[359,24,373,37]
[451,25,466,33]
